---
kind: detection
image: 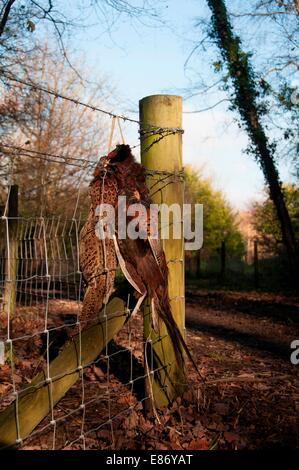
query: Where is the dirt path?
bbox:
[186,289,299,360]
[1,289,298,450]
[185,289,299,449]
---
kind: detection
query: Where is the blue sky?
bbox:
[68,0,293,210]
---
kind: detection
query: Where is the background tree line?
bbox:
[0,0,298,287]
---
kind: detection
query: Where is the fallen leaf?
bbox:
[188,437,210,450]
[0,383,12,394]
[93,365,105,380]
[117,395,132,406]
[21,359,34,368]
[13,373,22,384]
[243,356,252,363]
[214,403,229,415]
[168,427,181,449]
[224,432,240,444]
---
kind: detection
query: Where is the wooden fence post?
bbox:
[3,185,19,318]
[220,240,226,280]
[139,95,186,408]
[254,239,259,288]
[196,250,201,279]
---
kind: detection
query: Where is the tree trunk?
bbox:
[207,0,299,282]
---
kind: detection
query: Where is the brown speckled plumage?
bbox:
[79,158,118,325]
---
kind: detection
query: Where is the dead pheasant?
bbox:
[79,156,118,325]
[101,144,199,375]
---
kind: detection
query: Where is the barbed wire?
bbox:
[1,72,184,137]
[1,73,140,125]
[0,144,187,185]
[0,144,91,169]
[0,144,93,166]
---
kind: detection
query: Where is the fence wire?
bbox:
[0,214,177,449]
[0,78,188,450]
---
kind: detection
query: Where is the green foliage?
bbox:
[252,183,299,254]
[185,165,244,257]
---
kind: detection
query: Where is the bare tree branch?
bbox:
[231,10,297,17]
[183,98,230,113]
[0,0,16,37]
[263,59,299,77]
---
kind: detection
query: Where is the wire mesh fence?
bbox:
[185,244,292,291]
[0,212,131,448]
[0,75,188,450]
